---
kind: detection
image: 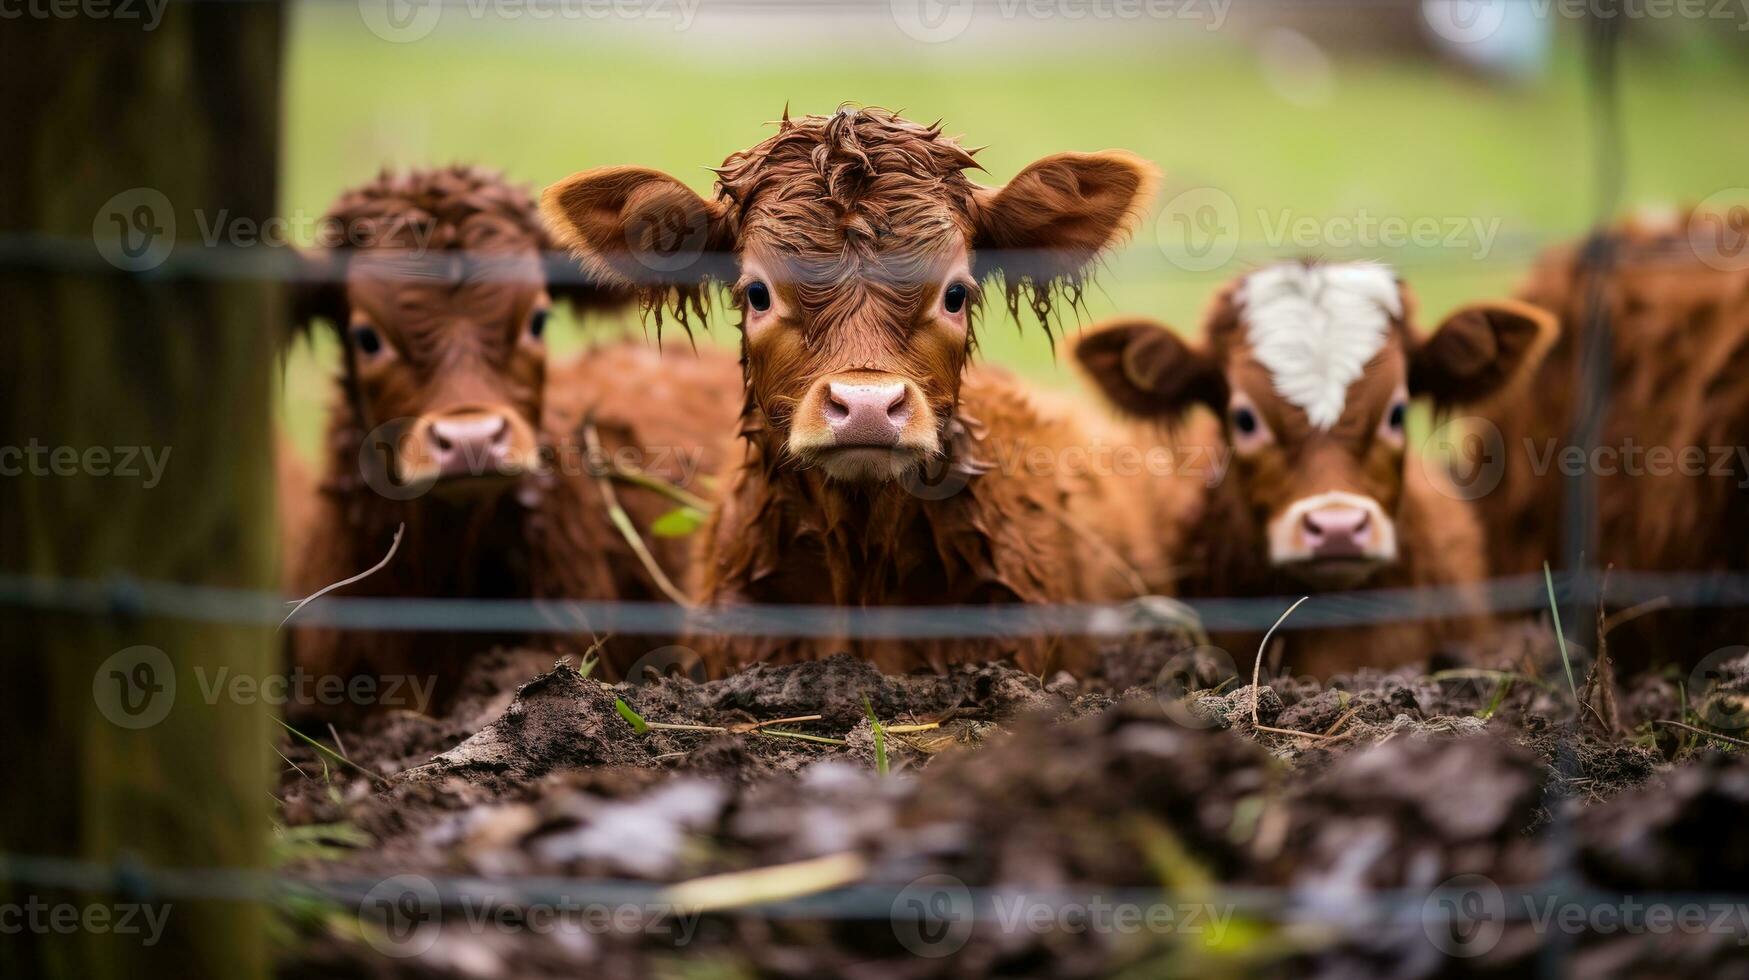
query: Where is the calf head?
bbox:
[1078,261,1555,587]
[542,107,1155,484]
[295,166,607,497]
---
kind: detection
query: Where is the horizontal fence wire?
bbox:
[3,232,1722,285]
[2,567,1745,637]
[6,849,1749,930]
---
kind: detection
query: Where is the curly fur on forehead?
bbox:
[319,165,548,252]
[713,107,982,233]
[698,106,1082,338]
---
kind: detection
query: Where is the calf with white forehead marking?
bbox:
[1078,260,1557,674]
[544,107,1171,674]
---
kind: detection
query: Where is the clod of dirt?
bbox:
[402,665,655,789]
[627,652,1061,731]
[1568,752,1749,975]
[1265,735,1552,979]
[1578,751,1749,891]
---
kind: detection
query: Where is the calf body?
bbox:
[284,167,740,718]
[543,108,1162,673]
[692,366,1182,673]
[1078,261,1556,675]
[1481,210,1749,664]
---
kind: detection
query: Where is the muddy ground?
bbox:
[273,622,1749,979]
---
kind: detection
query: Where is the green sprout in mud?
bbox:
[864,696,889,776]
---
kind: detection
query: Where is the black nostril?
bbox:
[884,389,909,423]
[824,392,850,423]
[489,417,510,446]
[433,430,453,452]
[1302,512,1322,537]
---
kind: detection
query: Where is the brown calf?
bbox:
[543,108,1165,674]
[286,166,740,718]
[1077,260,1556,675]
[1482,208,1749,665]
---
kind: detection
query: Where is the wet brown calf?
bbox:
[1078,260,1556,675]
[1481,208,1749,667]
[543,108,1166,674]
[285,166,740,719]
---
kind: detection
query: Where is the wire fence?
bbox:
[11,566,1749,637]
[11,5,1749,976]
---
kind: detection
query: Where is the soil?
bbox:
[273,625,1749,979]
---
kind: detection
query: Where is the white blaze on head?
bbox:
[1237,261,1402,430]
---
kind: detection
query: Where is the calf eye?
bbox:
[1387,401,1406,432]
[351,325,383,356]
[1231,406,1259,435]
[745,281,772,313]
[529,309,549,340]
[943,282,969,315]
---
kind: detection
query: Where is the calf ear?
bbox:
[973,151,1158,304]
[1409,299,1558,408]
[541,167,732,316]
[1075,318,1226,420]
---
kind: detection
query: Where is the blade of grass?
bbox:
[1249,596,1308,734]
[273,717,390,788]
[1544,561,1579,705]
[613,697,649,734]
[1652,719,1749,749]
[1478,675,1514,721]
[758,729,847,747]
[863,696,888,775]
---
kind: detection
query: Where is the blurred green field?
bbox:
[280,2,1749,458]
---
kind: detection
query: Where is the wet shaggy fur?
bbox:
[694,367,1185,674]
[1077,266,1559,676]
[284,167,741,719]
[1482,208,1749,666]
[541,108,1163,675]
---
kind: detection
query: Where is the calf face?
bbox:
[295,167,597,497]
[1077,260,1554,587]
[541,108,1155,483]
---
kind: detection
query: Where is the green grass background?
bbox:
[279,4,1749,457]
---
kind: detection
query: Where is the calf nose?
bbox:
[1301,505,1372,558]
[823,382,909,447]
[427,412,512,478]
